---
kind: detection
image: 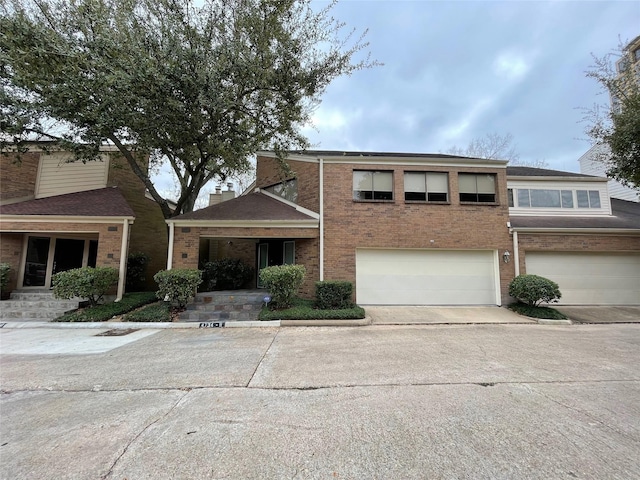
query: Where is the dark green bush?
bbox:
[125,301,171,322]
[53,292,157,322]
[508,274,562,307]
[154,268,202,308]
[258,297,365,320]
[52,266,119,307]
[0,262,10,293]
[201,258,254,291]
[126,252,149,291]
[508,303,568,320]
[315,281,354,309]
[259,264,306,309]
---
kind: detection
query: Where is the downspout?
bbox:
[319,157,324,281]
[512,230,520,277]
[167,222,175,270]
[116,218,130,301]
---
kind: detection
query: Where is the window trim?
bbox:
[458,173,498,204]
[353,170,394,202]
[403,171,450,204]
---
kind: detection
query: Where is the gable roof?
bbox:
[507,166,600,178]
[510,198,640,231]
[168,191,318,223]
[0,187,135,218]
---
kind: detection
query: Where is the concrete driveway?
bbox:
[557,306,640,324]
[366,305,534,324]
[2,323,640,479]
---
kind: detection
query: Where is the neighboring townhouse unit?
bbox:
[578,145,638,202]
[507,166,640,305]
[168,151,640,307]
[0,144,168,298]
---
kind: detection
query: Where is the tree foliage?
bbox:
[446,133,548,168]
[0,0,377,216]
[585,38,640,189]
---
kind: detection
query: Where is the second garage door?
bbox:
[525,252,640,305]
[355,249,498,305]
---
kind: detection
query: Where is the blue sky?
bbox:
[301,0,639,171]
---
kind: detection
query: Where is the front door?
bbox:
[21,236,97,288]
[257,240,295,288]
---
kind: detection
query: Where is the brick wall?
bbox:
[256,155,320,213]
[107,154,168,290]
[0,233,24,291]
[517,233,640,274]
[0,153,39,201]
[322,162,515,303]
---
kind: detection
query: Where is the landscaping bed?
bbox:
[52,292,158,322]
[508,303,568,320]
[258,297,366,321]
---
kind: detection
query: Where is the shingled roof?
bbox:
[506,166,600,178]
[170,191,318,222]
[0,187,135,217]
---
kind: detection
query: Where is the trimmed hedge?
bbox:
[52,266,119,307]
[259,264,306,309]
[154,268,202,308]
[508,274,561,307]
[315,281,354,309]
[53,292,157,322]
[201,258,254,291]
[258,297,365,321]
[0,263,10,293]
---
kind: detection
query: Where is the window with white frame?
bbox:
[459,173,496,203]
[353,170,393,200]
[404,172,448,202]
[577,190,601,208]
[510,188,602,209]
[265,179,298,203]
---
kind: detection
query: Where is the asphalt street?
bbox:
[1,323,639,479]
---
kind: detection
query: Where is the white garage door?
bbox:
[355,249,498,305]
[526,252,640,305]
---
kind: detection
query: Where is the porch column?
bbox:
[116,219,130,301]
[167,222,175,270]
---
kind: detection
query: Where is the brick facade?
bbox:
[0,153,39,201]
[321,162,515,303]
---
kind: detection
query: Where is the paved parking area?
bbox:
[1,323,639,479]
[366,305,534,324]
[558,306,640,324]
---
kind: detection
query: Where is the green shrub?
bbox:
[154,268,202,308]
[126,252,149,291]
[52,266,119,307]
[53,292,157,322]
[315,281,354,309]
[258,297,366,320]
[509,274,562,307]
[259,264,306,309]
[124,301,171,322]
[0,263,11,293]
[508,303,568,320]
[201,258,254,291]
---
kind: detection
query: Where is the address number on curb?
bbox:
[199,322,225,328]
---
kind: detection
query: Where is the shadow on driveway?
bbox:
[557,306,640,324]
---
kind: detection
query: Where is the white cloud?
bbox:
[492,50,532,81]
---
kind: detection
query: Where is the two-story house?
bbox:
[168,150,640,307]
[0,144,168,300]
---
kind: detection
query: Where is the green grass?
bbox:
[508,302,568,320]
[52,291,158,322]
[258,297,366,321]
[124,301,171,322]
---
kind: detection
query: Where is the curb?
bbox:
[280,318,371,327]
[536,318,573,325]
[0,320,281,329]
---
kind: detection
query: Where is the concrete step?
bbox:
[0,308,71,320]
[179,309,260,322]
[1,300,80,309]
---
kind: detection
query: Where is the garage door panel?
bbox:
[356,249,497,305]
[526,252,640,305]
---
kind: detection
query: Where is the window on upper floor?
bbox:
[265,178,298,203]
[507,189,514,207]
[634,48,640,62]
[459,173,496,203]
[510,188,603,209]
[617,57,629,73]
[577,190,601,208]
[404,172,448,202]
[353,170,393,201]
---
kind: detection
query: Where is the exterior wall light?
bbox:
[503,250,511,263]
